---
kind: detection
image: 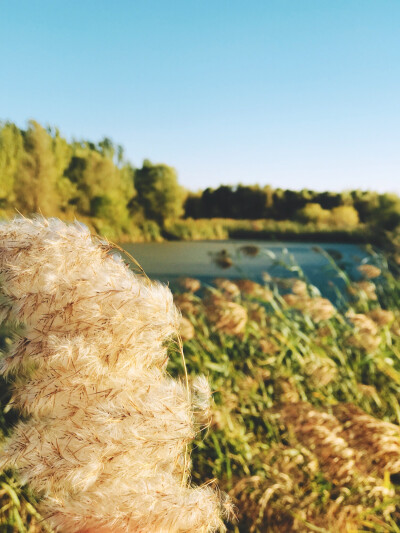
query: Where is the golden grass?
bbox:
[0,218,228,532]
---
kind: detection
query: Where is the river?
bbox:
[122,240,368,299]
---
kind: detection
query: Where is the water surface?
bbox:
[122,240,368,299]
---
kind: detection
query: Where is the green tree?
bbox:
[47,126,72,177]
[134,160,185,225]
[184,192,203,218]
[65,150,119,213]
[0,122,23,207]
[48,126,76,211]
[64,146,135,230]
[296,203,331,225]
[14,121,59,215]
[98,137,115,161]
[371,193,400,230]
[233,185,267,219]
[350,190,379,223]
[330,205,360,228]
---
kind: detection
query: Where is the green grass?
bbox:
[169,247,400,532]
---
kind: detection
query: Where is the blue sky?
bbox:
[1,1,399,193]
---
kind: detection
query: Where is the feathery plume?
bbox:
[346,310,378,335]
[357,264,381,279]
[280,402,363,485]
[0,217,227,533]
[178,277,201,293]
[367,308,394,327]
[291,280,308,296]
[174,293,200,317]
[234,280,273,301]
[283,295,336,323]
[213,278,240,299]
[258,338,279,356]
[333,403,400,475]
[349,281,378,300]
[179,316,195,342]
[205,294,247,336]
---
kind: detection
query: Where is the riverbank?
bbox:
[83,215,372,244]
[163,218,369,243]
[0,212,383,246]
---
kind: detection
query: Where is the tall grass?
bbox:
[2,245,400,531]
[170,248,400,532]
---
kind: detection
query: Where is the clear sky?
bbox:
[1,1,399,193]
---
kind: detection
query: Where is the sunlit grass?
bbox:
[169,248,400,532]
[2,246,400,531]
[164,217,368,243]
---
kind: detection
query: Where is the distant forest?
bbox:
[1,120,400,242]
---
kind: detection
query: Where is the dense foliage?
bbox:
[185,186,400,231]
[1,120,400,243]
[0,120,184,241]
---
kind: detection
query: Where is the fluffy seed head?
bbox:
[357,264,381,279]
[0,217,226,533]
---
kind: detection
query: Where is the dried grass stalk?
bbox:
[280,402,366,485]
[283,295,336,323]
[178,278,201,293]
[367,308,395,327]
[0,217,228,533]
[173,293,200,317]
[346,310,378,334]
[349,281,378,300]
[333,403,400,475]
[234,280,273,301]
[205,294,247,336]
[357,264,381,279]
[281,402,400,484]
[179,316,195,342]
[212,278,240,299]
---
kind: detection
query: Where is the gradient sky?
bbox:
[1,1,400,193]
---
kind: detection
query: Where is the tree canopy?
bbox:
[0,119,399,240]
[134,160,186,226]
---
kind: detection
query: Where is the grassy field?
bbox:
[2,246,400,531]
[169,247,400,532]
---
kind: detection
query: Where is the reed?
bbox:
[3,230,400,531]
[0,217,228,532]
[172,253,400,532]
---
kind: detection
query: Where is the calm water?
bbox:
[122,240,368,299]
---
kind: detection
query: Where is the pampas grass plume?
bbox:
[0,217,228,532]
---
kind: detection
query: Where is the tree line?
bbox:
[185,185,400,230]
[1,120,399,240]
